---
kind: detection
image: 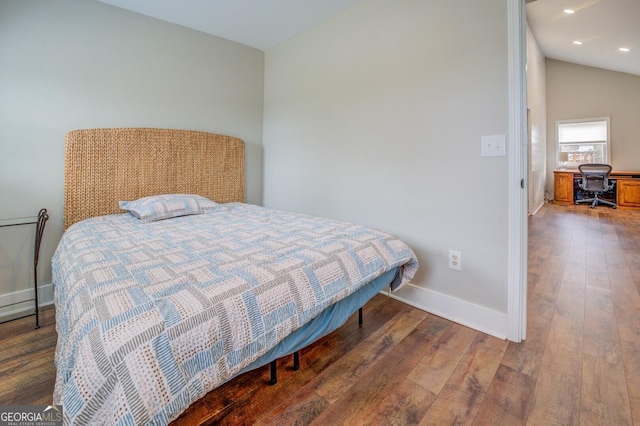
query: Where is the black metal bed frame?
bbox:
[268,307,363,385]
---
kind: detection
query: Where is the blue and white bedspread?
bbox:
[52,203,418,425]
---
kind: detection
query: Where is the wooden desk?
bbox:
[554,170,640,209]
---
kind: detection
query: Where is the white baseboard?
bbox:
[0,283,54,319]
[530,199,545,216]
[384,283,507,340]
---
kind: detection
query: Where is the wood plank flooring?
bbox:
[1,203,639,425]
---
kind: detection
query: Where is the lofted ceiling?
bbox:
[97,0,639,76]
[526,0,640,76]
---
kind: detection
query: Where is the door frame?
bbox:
[507,0,528,342]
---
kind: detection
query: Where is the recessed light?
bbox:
[573,41,582,45]
[564,9,575,14]
[619,47,630,52]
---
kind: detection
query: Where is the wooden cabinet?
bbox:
[617,179,640,208]
[553,171,574,204]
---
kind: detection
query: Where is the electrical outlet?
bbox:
[448,250,462,271]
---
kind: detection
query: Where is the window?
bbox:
[556,118,610,169]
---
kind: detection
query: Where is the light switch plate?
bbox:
[481,135,506,157]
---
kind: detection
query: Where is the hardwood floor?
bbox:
[1,203,639,425]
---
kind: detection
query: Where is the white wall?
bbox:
[264,0,511,336]
[0,0,264,316]
[526,23,547,213]
[546,59,640,196]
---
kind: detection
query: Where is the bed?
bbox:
[52,128,418,425]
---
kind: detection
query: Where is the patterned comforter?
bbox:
[52,203,418,424]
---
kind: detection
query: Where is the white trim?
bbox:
[0,283,54,319]
[384,284,507,340]
[530,199,545,216]
[507,0,528,342]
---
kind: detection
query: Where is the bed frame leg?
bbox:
[271,307,364,385]
[293,351,300,371]
[270,360,277,385]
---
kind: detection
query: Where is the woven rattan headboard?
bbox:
[63,128,245,230]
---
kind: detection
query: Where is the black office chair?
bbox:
[575,163,616,209]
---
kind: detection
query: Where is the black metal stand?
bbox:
[0,209,48,329]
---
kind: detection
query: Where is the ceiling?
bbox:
[97,0,639,76]
[526,0,640,76]
[97,0,363,51]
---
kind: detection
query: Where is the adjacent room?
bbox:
[1,0,638,424]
